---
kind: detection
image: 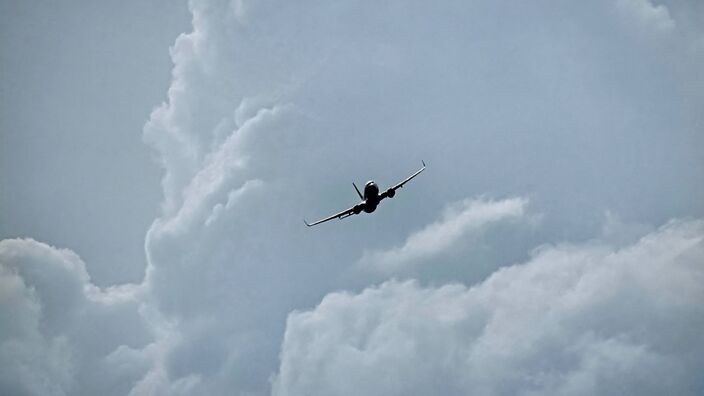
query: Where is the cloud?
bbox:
[3,0,704,395]
[110,0,704,394]
[0,239,152,396]
[274,219,704,396]
[617,0,675,33]
[358,197,531,273]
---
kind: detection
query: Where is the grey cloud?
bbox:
[358,197,531,273]
[616,0,675,32]
[274,219,704,396]
[2,0,704,395]
[136,0,704,393]
[0,239,152,396]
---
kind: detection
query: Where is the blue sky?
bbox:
[1,1,703,395]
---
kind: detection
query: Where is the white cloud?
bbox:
[3,0,704,395]
[0,239,153,396]
[358,197,531,273]
[274,219,704,396]
[128,0,704,394]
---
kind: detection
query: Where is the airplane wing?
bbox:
[304,205,357,227]
[379,160,426,200]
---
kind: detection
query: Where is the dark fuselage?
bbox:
[303,161,422,227]
[363,181,380,213]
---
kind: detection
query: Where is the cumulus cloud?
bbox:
[274,219,704,396]
[79,0,704,393]
[3,0,704,395]
[0,239,152,396]
[359,197,531,273]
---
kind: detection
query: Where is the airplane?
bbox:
[304,161,426,227]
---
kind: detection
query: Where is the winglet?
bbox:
[422,160,426,167]
[303,219,312,227]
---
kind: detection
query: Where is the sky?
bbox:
[1,1,703,395]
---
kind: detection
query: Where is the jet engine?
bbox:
[386,188,396,198]
[353,204,364,214]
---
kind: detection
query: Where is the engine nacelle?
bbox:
[353,204,364,214]
[386,188,396,198]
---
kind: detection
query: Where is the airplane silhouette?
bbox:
[304,161,426,227]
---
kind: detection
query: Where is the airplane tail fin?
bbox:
[353,182,363,200]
